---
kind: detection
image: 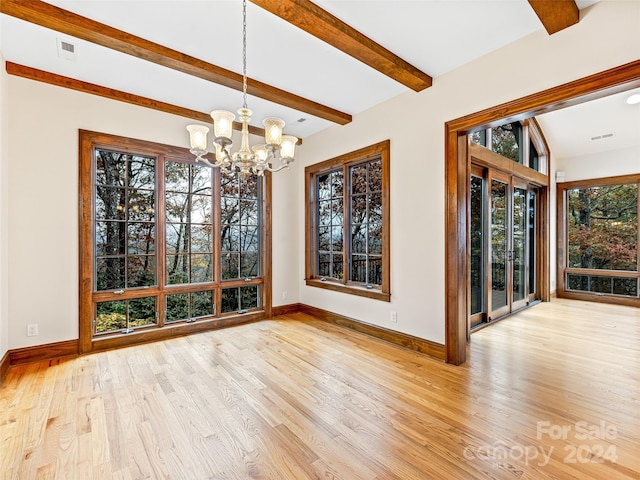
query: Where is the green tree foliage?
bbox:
[568,184,638,271]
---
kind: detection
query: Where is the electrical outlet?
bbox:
[282,291,288,300]
[27,324,39,336]
[390,311,397,323]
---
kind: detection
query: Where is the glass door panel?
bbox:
[490,178,509,318]
[512,185,528,309]
[470,172,485,327]
[528,190,537,298]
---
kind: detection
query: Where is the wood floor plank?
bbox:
[1,298,639,479]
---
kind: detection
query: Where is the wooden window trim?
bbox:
[79,130,272,353]
[556,173,640,306]
[305,140,390,302]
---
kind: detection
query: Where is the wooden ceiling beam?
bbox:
[527,0,580,35]
[5,62,268,137]
[0,0,352,125]
[250,0,432,92]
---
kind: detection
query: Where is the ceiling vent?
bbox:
[57,38,77,61]
[590,132,615,141]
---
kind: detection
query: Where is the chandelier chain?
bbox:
[242,0,248,110]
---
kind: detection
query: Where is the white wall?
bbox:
[556,146,640,183]
[6,77,297,349]
[271,159,300,308]
[0,50,9,360]
[297,0,640,344]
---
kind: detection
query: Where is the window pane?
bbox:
[567,184,638,271]
[318,201,332,226]
[166,293,189,323]
[166,254,189,285]
[190,254,212,283]
[241,227,259,252]
[190,224,212,253]
[127,255,156,287]
[351,165,367,194]
[613,278,638,297]
[318,253,331,277]
[241,252,259,278]
[96,151,126,187]
[96,221,126,256]
[368,223,382,254]
[192,165,212,195]
[332,254,343,280]
[331,226,343,251]
[348,159,384,287]
[166,193,189,222]
[96,257,125,290]
[192,291,214,318]
[318,227,331,252]
[221,171,240,196]
[129,156,155,189]
[368,161,382,192]
[128,189,154,221]
[331,171,344,197]
[221,226,239,252]
[129,297,156,327]
[191,194,212,224]
[492,122,522,163]
[240,200,258,225]
[529,141,539,171]
[96,300,127,334]
[221,197,240,225]
[317,174,331,200]
[351,196,367,224]
[221,287,240,313]
[96,187,125,220]
[470,130,487,147]
[240,175,258,198]
[331,199,344,225]
[128,223,155,254]
[165,161,189,192]
[369,193,382,224]
[166,223,186,255]
[351,225,366,254]
[567,274,638,298]
[351,254,367,283]
[368,256,382,286]
[221,252,240,280]
[241,285,259,310]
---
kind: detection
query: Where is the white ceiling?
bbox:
[536,87,640,160]
[2,0,632,160]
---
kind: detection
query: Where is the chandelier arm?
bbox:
[265,163,290,173]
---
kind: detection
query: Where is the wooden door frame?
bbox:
[444,60,640,365]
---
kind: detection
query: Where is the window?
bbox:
[80,131,269,349]
[470,119,547,173]
[558,175,639,302]
[305,140,390,301]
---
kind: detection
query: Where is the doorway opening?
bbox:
[444,60,640,365]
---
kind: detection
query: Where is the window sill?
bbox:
[305,278,390,302]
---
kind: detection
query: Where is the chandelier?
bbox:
[186,0,297,176]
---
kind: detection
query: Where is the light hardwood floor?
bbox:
[1,299,639,479]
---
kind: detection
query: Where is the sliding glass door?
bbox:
[470,167,541,326]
